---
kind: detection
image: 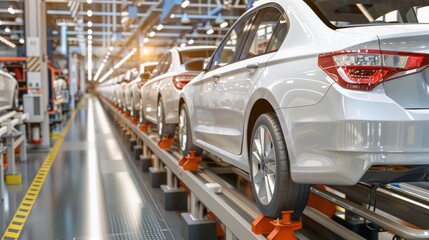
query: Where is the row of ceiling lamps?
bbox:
[0,5,24,48]
[87,0,93,81]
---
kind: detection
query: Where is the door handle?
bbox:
[246,63,259,70]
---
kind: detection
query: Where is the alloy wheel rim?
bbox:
[179,108,187,152]
[157,103,163,136]
[251,125,276,206]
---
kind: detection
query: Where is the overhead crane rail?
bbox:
[99,96,429,240]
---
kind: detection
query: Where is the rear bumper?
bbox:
[282,84,429,185]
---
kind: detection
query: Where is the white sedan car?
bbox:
[0,70,19,112]
[140,46,216,138]
[179,0,429,219]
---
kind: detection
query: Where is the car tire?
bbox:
[179,104,203,156]
[249,113,310,220]
[157,98,175,138]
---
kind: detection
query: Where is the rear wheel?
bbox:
[249,113,310,219]
[179,104,203,156]
[157,98,175,138]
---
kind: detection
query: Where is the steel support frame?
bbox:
[102,98,265,240]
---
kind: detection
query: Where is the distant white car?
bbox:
[140,46,216,137]
[0,70,19,112]
[179,0,429,219]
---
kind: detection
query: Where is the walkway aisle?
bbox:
[2,96,173,240]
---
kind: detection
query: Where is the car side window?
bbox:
[239,7,284,60]
[153,54,167,77]
[209,13,255,70]
[160,53,172,74]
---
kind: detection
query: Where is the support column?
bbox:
[25,0,50,148]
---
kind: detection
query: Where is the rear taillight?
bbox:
[318,49,429,91]
[173,74,196,90]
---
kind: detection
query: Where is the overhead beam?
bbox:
[47,10,149,17]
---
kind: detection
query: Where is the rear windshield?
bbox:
[179,49,215,65]
[305,0,429,27]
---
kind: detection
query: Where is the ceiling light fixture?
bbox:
[99,68,113,83]
[0,20,3,25]
[87,29,92,34]
[8,6,15,15]
[156,24,163,31]
[0,36,16,48]
[19,38,24,44]
[220,21,228,28]
[113,48,137,69]
[181,0,190,8]
[170,14,175,19]
[215,13,224,25]
[149,31,156,37]
[180,13,191,24]
[143,37,149,43]
[87,35,93,40]
[93,62,105,81]
[180,43,186,48]
[5,27,11,33]
[87,10,93,17]
[87,21,93,27]
[87,0,92,3]
[188,39,194,45]
[109,46,114,51]
[206,29,214,35]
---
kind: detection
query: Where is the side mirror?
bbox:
[140,72,151,80]
[185,59,204,72]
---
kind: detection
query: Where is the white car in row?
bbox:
[178,0,429,219]
[0,70,19,112]
[139,46,216,138]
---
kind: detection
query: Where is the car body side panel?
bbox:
[0,71,17,112]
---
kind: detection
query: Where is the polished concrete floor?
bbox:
[1,97,176,240]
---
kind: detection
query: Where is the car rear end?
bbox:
[290,0,429,185]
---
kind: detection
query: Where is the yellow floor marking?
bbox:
[2,109,78,240]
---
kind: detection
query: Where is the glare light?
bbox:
[220,22,228,28]
[99,68,113,82]
[188,39,194,45]
[0,20,3,25]
[0,36,16,48]
[149,31,155,37]
[87,10,93,17]
[106,51,111,55]
[87,21,93,27]
[8,6,15,15]
[87,0,92,3]
[181,0,190,8]
[88,35,93,40]
[87,29,93,34]
[143,37,149,43]
[170,14,175,18]
[19,38,24,44]
[5,27,10,33]
[93,62,105,81]
[109,46,113,51]
[113,48,137,69]
[156,24,163,31]
[102,59,107,63]
[87,40,92,44]
[206,29,214,35]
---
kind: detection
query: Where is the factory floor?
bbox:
[1,96,181,240]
